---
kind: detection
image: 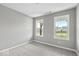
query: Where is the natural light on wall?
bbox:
[54,15,69,40]
[36,19,44,37]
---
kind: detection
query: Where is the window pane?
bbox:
[54,15,69,40]
[36,19,43,37]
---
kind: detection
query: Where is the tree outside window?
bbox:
[36,19,43,37]
[54,15,69,40]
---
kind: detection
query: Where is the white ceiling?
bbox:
[1,3,78,17]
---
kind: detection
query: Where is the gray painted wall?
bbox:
[0,5,33,50]
[33,8,76,49]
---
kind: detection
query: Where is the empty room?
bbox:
[0,3,79,56]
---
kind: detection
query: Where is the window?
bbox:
[36,19,44,37]
[54,15,69,40]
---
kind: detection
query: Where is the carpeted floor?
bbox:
[0,42,77,56]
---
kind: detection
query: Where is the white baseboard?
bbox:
[0,41,29,53]
[33,40,78,55]
[0,40,78,56]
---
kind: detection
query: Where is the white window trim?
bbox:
[36,19,44,37]
[54,15,70,40]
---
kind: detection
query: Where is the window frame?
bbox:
[54,15,70,40]
[36,19,44,37]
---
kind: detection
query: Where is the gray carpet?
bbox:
[0,42,77,56]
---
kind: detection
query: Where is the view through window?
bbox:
[54,15,69,40]
[36,19,44,37]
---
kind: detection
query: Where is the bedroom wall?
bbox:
[0,5,33,50]
[33,8,76,49]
